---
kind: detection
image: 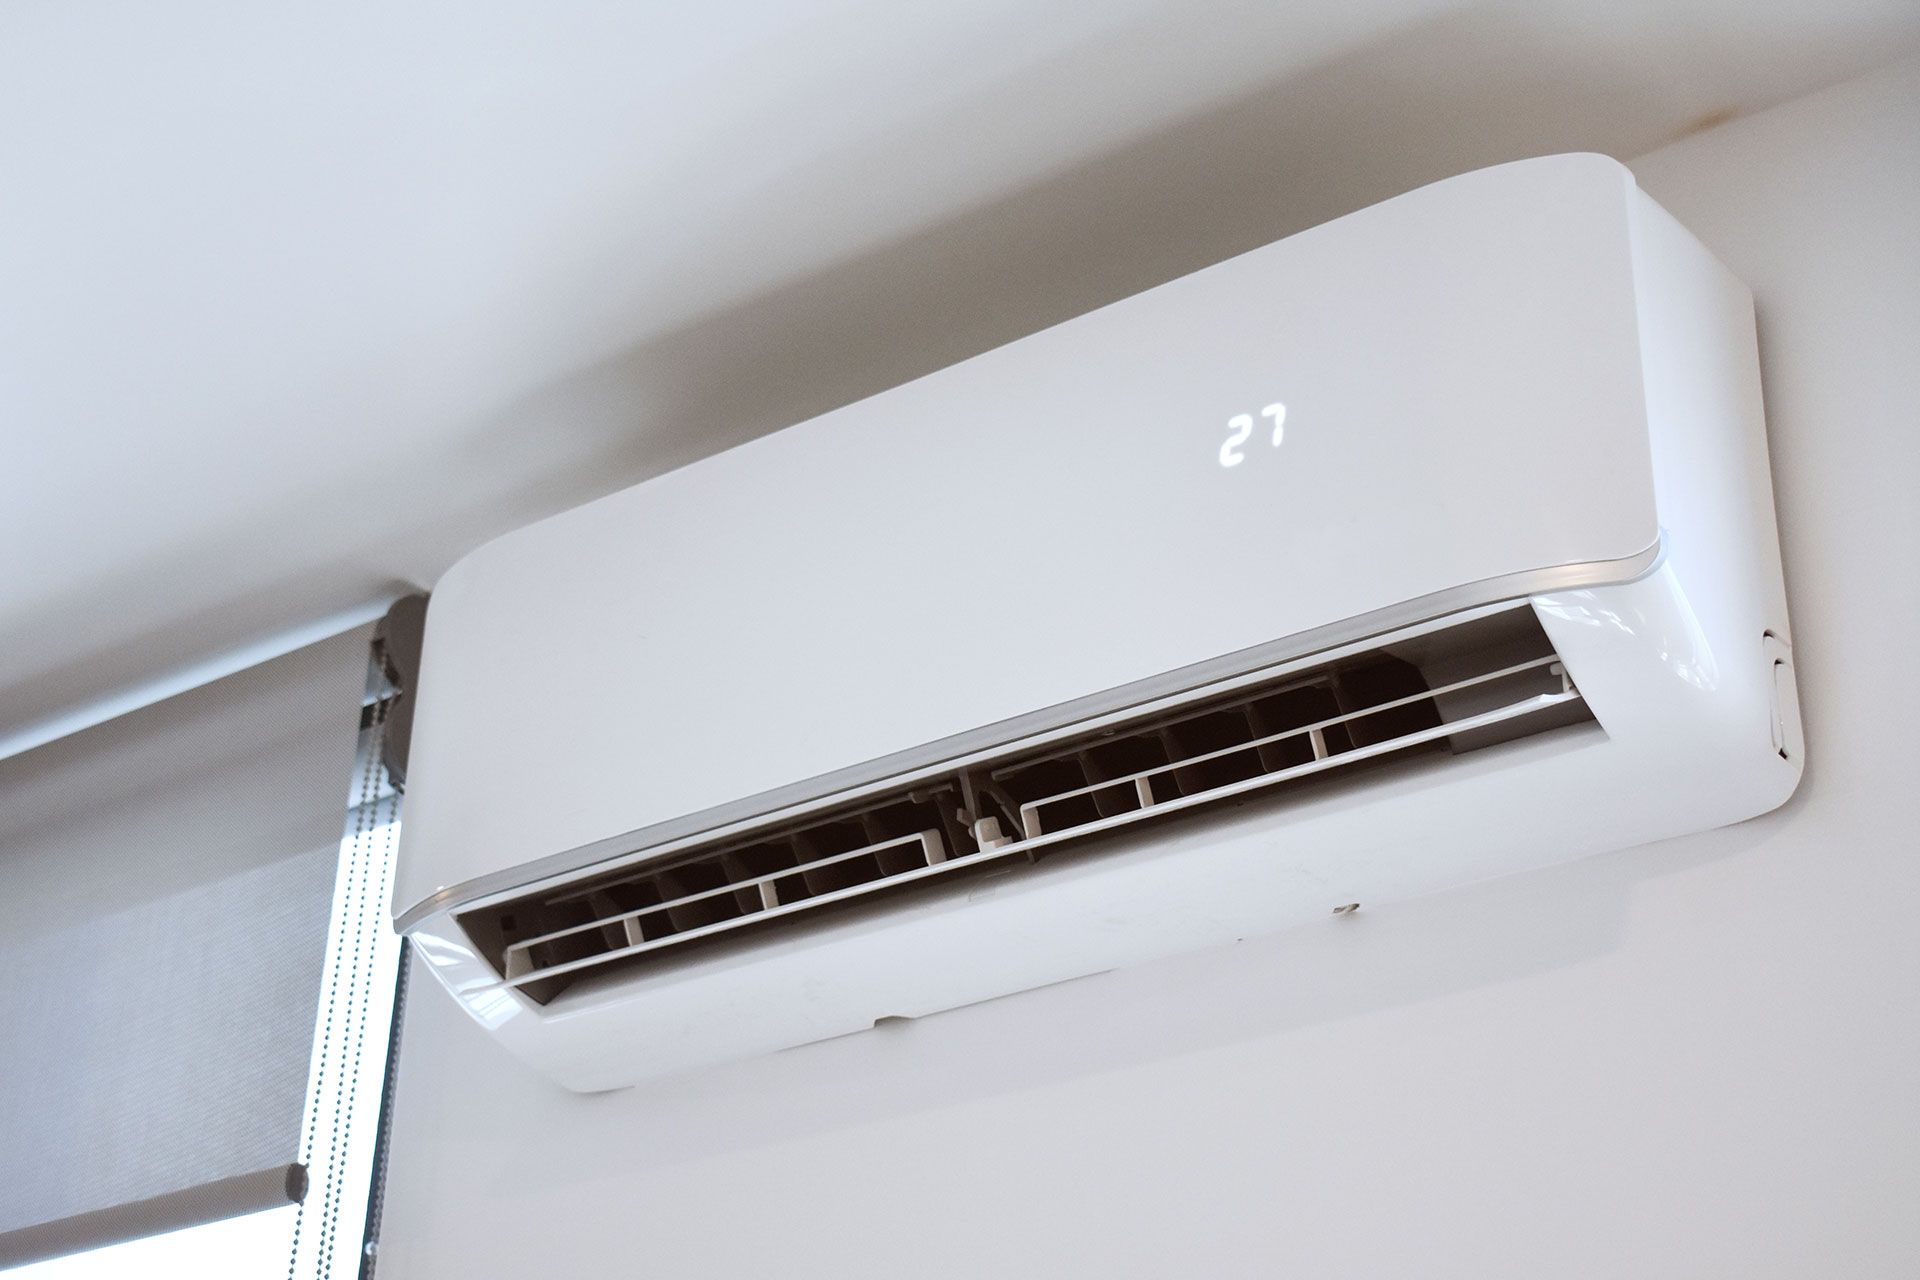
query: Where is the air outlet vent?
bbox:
[460,606,1593,1003]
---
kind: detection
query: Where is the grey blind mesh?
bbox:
[0,626,371,1266]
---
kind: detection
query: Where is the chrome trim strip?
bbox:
[394,538,1662,932]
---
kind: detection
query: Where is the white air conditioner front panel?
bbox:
[398,154,1659,923]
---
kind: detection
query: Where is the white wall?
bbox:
[377,61,1920,1279]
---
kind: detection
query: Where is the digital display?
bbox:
[1218,401,1286,468]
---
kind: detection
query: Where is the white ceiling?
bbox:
[3,0,1917,748]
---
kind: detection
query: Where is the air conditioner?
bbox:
[394,153,1802,1092]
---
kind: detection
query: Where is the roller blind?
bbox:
[0,626,371,1267]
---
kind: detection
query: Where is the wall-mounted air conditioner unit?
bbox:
[394,154,1801,1092]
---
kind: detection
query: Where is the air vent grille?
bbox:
[460,607,1593,1003]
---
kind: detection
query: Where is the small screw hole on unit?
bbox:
[1331,903,1360,915]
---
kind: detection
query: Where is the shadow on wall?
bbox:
[431,2,1773,502]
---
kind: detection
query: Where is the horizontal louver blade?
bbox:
[460,606,1593,1002]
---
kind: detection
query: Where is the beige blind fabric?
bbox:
[0,626,370,1266]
